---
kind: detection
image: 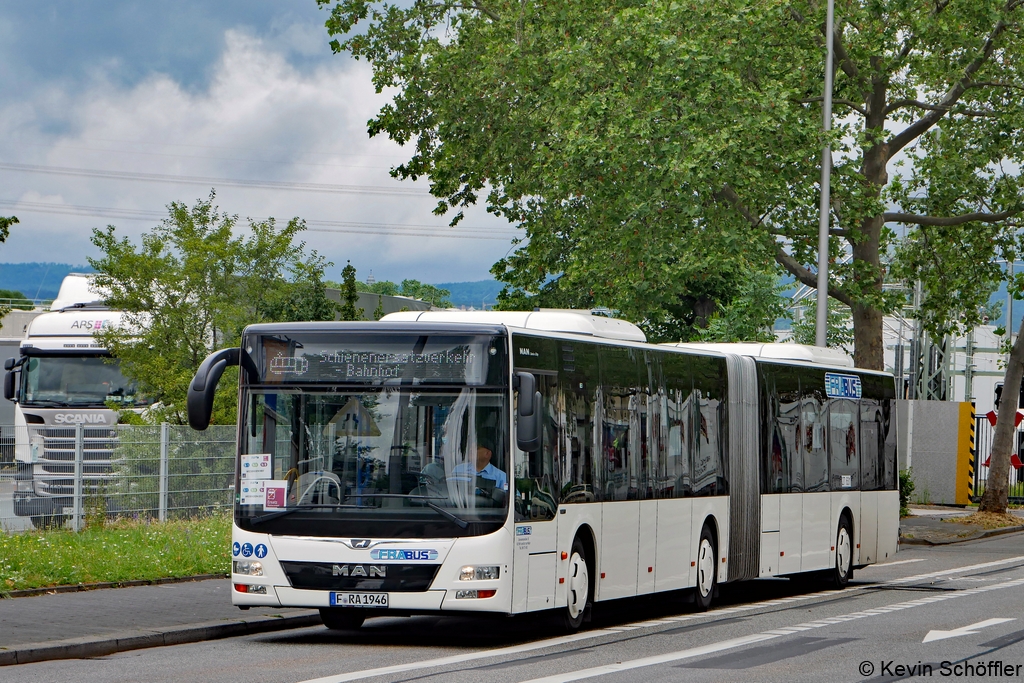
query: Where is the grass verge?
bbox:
[943,511,1022,530]
[0,514,231,592]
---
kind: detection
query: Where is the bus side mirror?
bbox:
[187,347,240,431]
[3,370,15,402]
[515,372,541,453]
[4,357,15,371]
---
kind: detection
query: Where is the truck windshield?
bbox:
[236,388,509,538]
[20,355,150,408]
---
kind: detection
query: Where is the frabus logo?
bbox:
[53,414,109,424]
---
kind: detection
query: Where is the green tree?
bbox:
[0,216,16,330]
[694,271,791,344]
[373,295,385,320]
[89,193,336,424]
[0,215,16,243]
[318,0,1024,362]
[357,277,452,308]
[0,289,33,311]
[895,229,1024,514]
[790,297,854,350]
[339,260,364,320]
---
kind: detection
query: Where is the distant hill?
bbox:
[0,263,94,301]
[436,280,504,308]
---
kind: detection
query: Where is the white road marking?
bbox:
[520,633,781,683]
[296,557,1024,683]
[296,629,627,683]
[887,555,1024,584]
[863,558,925,568]
[521,577,1024,683]
[923,618,1015,643]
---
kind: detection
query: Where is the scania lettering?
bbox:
[3,275,149,528]
[189,312,899,632]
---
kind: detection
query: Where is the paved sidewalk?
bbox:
[0,578,319,666]
[900,505,1024,545]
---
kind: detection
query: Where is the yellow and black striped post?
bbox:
[956,402,977,505]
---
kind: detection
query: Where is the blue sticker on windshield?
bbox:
[254,544,268,559]
[370,548,439,561]
[241,543,254,558]
[825,373,862,399]
[232,541,241,557]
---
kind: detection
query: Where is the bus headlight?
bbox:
[233,561,264,576]
[455,589,497,599]
[460,565,500,581]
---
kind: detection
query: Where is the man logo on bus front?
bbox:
[351,539,372,548]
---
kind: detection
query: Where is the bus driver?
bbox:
[452,434,507,490]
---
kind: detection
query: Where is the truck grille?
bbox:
[31,426,117,496]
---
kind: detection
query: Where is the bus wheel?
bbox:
[562,537,591,632]
[693,524,717,612]
[319,608,366,631]
[831,516,853,588]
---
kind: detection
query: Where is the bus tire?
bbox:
[831,515,854,588]
[562,536,591,632]
[693,524,717,612]
[319,608,366,631]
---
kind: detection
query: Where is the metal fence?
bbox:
[0,424,236,533]
[973,416,1024,503]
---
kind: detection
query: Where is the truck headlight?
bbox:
[460,565,500,581]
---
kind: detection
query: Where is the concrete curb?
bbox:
[900,524,1024,546]
[1,573,229,599]
[0,611,321,666]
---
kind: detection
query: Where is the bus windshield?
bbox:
[20,355,150,408]
[236,388,509,538]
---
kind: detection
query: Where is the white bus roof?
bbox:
[380,310,647,342]
[663,342,855,367]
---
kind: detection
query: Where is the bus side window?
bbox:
[829,399,860,491]
[799,371,829,492]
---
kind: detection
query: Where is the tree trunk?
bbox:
[979,314,1024,514]
[852,302,883,370]
[850,215,885,371]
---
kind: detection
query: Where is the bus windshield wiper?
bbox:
[249,503,375,525]
[341,493,471,530]
[358,494,471,530]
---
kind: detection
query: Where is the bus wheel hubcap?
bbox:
[567,552,588,619]
[837,528,851,577]
[698,539,715,597]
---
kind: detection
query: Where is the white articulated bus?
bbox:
[187,311,899,631]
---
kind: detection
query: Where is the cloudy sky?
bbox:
[0,1,519,284]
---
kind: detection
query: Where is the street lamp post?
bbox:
[815,0,835,348]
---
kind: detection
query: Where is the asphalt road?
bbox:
[8,533,1024,683]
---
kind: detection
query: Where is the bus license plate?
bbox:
[330,592,389,608]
